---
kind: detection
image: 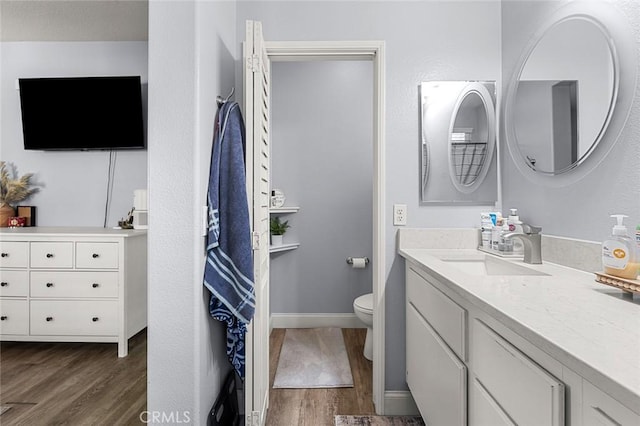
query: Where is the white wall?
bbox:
[237,0,502,391]
[501,0,640,242]
[0,42,148,227]
[148,0,237,423]
[270,60,374,314]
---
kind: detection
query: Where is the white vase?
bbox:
[271,234,284,246]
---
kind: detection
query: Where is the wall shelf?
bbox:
[270,206,300,214]
[269,242,300,254]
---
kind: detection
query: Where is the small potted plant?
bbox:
[270,216,290,246]
[0,161,37,227]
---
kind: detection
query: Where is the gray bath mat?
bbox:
[335,415,425,426]
[273,327,354,388]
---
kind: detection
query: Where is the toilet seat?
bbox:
[354,293,373,314]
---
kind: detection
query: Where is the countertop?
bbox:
[399,248,640,411]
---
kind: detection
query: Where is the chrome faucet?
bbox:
[504,224,542,264]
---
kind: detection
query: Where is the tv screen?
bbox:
[19,76,145,150]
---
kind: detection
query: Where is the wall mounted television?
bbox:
[19,76,145,150]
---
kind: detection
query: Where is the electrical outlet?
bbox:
[393,204,407,226]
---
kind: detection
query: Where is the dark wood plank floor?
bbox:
[266,328,375,426]
[0,330,147,426]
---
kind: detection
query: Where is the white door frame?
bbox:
[265,40,386,413]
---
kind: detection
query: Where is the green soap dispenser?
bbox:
[602,214,638,280]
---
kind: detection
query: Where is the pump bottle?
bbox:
[602,214,638,280]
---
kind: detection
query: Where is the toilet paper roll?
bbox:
[351,258,367,269]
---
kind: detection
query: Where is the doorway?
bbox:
[259,40,386,416]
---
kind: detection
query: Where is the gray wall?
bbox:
[270,61,373,314]
[0,42,148,227]
[237,0,502,391]
[148,1,236,423]
[501,0,640,242]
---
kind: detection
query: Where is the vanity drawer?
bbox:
[76,243,118,269]
[472,319,564,426]
[583,380,640,426]
[30,242,73,268]
[0,242,29,268]
[30,300,117,336]
[0,270,29,297]
[0,299,29,335]
[30,271,118,298]
[407,266,466,359]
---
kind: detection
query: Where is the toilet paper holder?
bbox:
[346,257,370,265]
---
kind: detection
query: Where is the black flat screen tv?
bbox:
[19,76,145,150]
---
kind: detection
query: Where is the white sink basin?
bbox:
[439,255,549,277]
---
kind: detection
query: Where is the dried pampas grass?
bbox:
[0,161,37,206]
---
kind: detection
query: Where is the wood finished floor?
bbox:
[0,330,147,426]
[266,328,375,426]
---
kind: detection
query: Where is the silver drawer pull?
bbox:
[1,316,7,321]
[46,282,54,288]
[1,253,8,257]
[46,253,54,258]
[92,317,99,322]
[92,253,100,258]
[46,316,53,322]
[1,282,7,287]
[92,283,100,288]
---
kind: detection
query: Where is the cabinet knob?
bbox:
[1,282,7,287]
[46,282,54,288]
[92,253,100,258]
[46,316,53,322]
[1,316,7,321]
[46,253,54,258]
[1,253,8,257]
[92,317,99,322]
[92,283,100,288]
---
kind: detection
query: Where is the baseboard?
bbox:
[270,313,365,329]
[383,391,419,416]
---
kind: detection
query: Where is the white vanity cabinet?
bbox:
[471,319,564,426]
[406,266,467,426]
[0,228,147,357]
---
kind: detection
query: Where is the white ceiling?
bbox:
[1,1,148,41]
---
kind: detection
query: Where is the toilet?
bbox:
[353,293,373,361]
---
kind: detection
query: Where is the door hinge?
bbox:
[247,54,260,73]
[249,411,260,426]
[252,231,260,250]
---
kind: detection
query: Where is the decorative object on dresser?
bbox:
[270,216,290,246]
[0,227,147,357]
[0,162,38,228]
[16,206,36,227]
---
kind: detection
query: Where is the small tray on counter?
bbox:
[594,272,640,294]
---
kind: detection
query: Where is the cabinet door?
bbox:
[473,319,565,426]
[407,302,466,426]
[470,378,516,426]
[583,380,640,426]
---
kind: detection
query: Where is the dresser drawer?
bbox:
[0,270,29,297]
[407,266,467,359]
[31,271,118,298]
[0,242,29,268]
[76,243,119,269]
[0,299,29,335]
[30,300,117,336]
[30,242,73,268]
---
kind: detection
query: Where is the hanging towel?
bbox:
[203,101,255,379]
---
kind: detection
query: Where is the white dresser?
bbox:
[0,227,147,357]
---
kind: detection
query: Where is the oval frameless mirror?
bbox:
[420,81,497,204]
[508,15,617,175]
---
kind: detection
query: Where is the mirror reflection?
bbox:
[420,81,497,204]
[511,17,616,174]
